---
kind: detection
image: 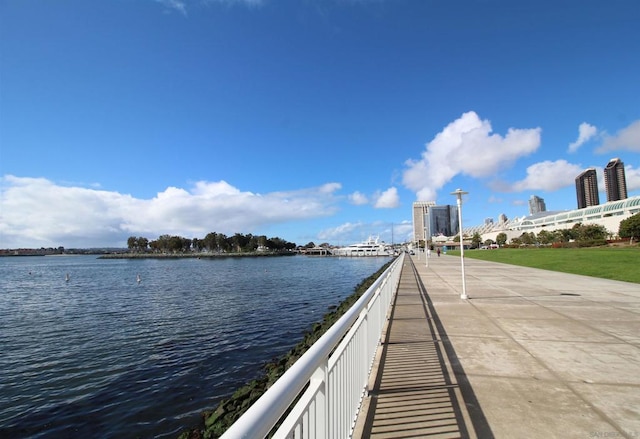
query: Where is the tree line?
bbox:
[490,223,611,248]
[126,232,297,253]
[435,223,615,249]
[442,214,640,250]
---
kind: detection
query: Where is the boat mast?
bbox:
[391,223,394,246]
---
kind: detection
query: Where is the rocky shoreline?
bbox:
[177,259,394,439]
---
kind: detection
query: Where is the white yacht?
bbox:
[334,235,391,257]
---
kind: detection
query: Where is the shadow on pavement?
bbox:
[358,257,494,438]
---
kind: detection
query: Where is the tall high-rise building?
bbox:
[430,205,459,237]
[412,201,435,242]
[604,158,628,202]
[575,168,600,209]
[528,195,547,215]
[412,201,459,241]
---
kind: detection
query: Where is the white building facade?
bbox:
[472,195,640,243]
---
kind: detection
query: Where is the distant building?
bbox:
[575,168,600,209]
[484,217,494,225]
[412,201,436,242]
[412,201,459,241]
[604,158,628,202]
[508,195,640,236]
[498,213,508,224]
[430,205,460,237]
[528,195,547,215]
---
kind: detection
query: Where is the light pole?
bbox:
[424,204,429,267]
[451,188,469,299]
[424,226,428,267]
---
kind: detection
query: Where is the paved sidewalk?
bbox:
[354,253,640,438]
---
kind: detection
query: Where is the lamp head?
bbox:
[450,188,469,199]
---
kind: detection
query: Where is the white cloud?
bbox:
[597,120,640,153]
[568,122,598,153]
[204,0,264,5]
[317,220,408,244]
[155,0,264,15]
[373,187,399,208]
[348,188,400,208]
[402,111,541,201]
[316,221,363,242]
[392,221,414,243]
[625,164,640,192]
[318,182,342,194]
[156,0,187,15]
[0,176,341,248]
[512,160,584,192]
[349,191,369,205]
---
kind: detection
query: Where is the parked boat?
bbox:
[334,236,391,257]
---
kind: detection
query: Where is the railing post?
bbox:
[362,306,369,391]
[311,361,327,439]
[220,254,404,439]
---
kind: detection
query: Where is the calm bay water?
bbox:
[0,254,388,438]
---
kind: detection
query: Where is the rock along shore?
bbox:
[177,258,395,439]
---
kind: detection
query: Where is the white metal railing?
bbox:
[221,252,405,439]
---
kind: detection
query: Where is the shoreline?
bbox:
[177,258,395,439]
[98,251,297,259]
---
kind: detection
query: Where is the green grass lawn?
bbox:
[446,247,640,284]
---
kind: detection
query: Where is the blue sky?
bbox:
[1,0,639,249]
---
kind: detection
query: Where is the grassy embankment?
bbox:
[446,246,640,284]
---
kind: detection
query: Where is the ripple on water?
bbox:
[0,254,389,438]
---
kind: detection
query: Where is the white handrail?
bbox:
[221,252,405,439]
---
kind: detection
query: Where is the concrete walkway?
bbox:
[354,253,640,438]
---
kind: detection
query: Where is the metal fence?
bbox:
[221,252,405,439]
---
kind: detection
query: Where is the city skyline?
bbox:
[475,157,636,235]
[2,1,639,249]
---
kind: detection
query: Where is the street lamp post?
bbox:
[424,226,428,267]
[424,204,430,268]
[451,188,469,299]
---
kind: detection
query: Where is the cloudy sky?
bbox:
[1,0,639,249]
